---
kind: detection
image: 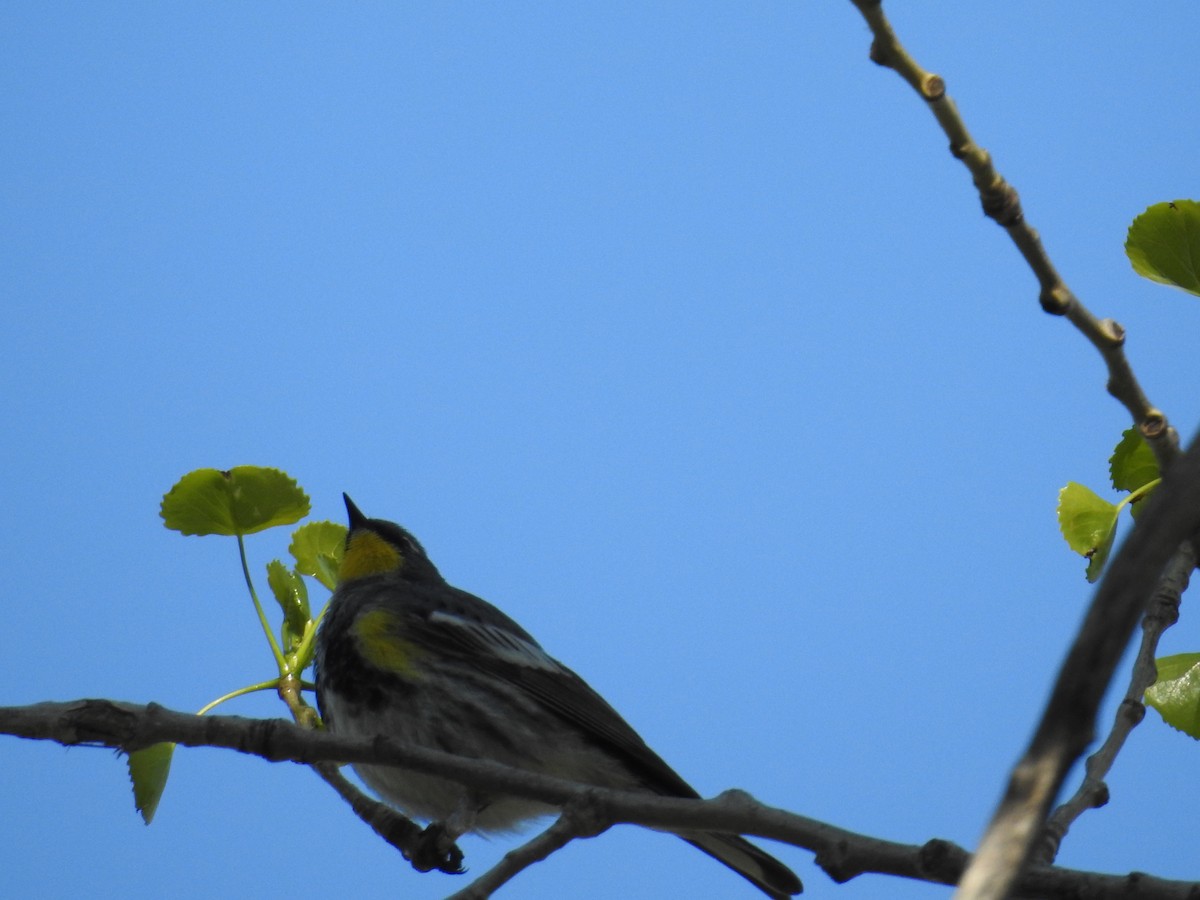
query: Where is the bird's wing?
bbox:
[407,604,697,797]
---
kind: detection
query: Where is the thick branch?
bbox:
[3,699,1199,898]
[956,433,1200,899]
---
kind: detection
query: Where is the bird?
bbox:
[315,494,802,898]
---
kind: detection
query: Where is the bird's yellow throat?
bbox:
[339,529,403,583]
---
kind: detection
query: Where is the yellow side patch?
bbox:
[353,608,423,678]
[339,529,403,583]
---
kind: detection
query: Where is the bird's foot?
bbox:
[410,822,465,875]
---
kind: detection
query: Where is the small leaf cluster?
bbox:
[1054,197,1199,583]
[130,466,345,823]
[1057,428,1160,583]
[1057,198,1200,744]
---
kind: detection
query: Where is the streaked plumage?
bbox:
[315,495,801,898]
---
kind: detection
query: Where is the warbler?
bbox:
[315,495,802,898]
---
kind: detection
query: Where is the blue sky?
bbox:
[4,4,1200,898]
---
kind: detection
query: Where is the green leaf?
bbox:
[1126,200,1200,296]
[1057,482,1120,582]
[290,520,347,591]
[1084,530,1117,583]
[1146,653,1200,739]
[160,467,310,536]
[267,559,310,652]
[1109,428,1160,493]
[1128,490,1151,520]
[128,742,175,824]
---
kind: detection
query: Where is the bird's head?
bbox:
[337,494,442,585]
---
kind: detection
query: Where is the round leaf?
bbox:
[161,467,310,536]
[1056,482,1119,582]
[1126,200,1200,297]
[1084,526,1117,584]
[1146,653,1200,739]
[289,520,347,591]
[1109,427,1160,493]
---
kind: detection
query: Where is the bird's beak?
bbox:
[343,493,369,530]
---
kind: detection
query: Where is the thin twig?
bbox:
[843,2,1198,897]
[277,675,464,872]
[312,761,463,873]
[446,799,611,900]
[1036,545,1193,863]
[846,0,1179,468]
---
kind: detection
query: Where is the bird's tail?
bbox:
[683,832,802,898]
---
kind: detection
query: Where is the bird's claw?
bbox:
[410,822,465,875]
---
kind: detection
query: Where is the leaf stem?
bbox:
[237,533,287,673]
[288,598,334,673]
[196,679,281,716]
[1115,477,1162,516]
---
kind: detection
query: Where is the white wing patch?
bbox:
[429,610,568,673]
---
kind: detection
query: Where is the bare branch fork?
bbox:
[1038,547,1194,864]
[846,2,1198,899]
[3,700,1199,899]
[445,798,612,900]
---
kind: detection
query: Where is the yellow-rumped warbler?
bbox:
[315,495,801,898]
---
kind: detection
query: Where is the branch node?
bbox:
[1038,284,1072,315]
[713,787,756,810]
[922,73,945,101]
[868,39,890,69]
[917,838,967,882]
[131,701,165,750]
[1032,821,1065,866]
[813,838,855,884]
[562,787,615,839]
[1146,583,1181,629]
[1139,411,1167,441]
[1118,698,1146,728]
[981,178,1023,227]
[1098,317,1126,347]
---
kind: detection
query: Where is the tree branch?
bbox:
[846,0,1179,468]
[311,761,463,873]
[842,2,1200,896]
[446,799,610,900]
[3,699,1199,898]
[1037,545,1194,864]
[955,433,1200,899]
